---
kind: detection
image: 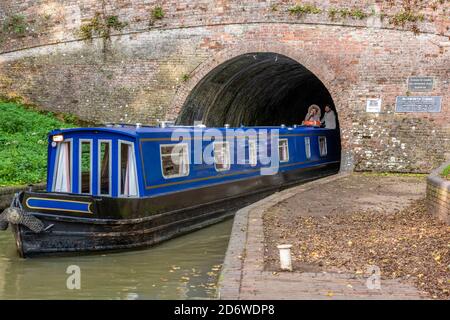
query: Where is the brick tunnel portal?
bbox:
[176,52,337,128]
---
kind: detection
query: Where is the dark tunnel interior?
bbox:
[176,52,338,128]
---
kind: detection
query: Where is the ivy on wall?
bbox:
[0,1,445,49]
[2,14,29,36]
[181,73,190,82]
[0,12,64,47]
[328,8,369,21]
[78,12,128,40]
[283,0,445,35]
[149,6,165,26]
[288,4,322,16]
[76,7,128,58]
[389,10,425,26]
[0,14,30,45]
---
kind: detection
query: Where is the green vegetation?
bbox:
[79,13,100,39]
[328,8,370,20]
[288,4,322,16]
[328,8,339,20]
[151,6,165,20]
[106,15,127,30]
[283,2,428,34]
[181,73,190,82]
[2,14,29,37]
[0,14,30,44]
[442,165,450,180]
[79,12,127,40]
[347,8,368,20]
[390,10,425,26]
[0,100,76,186]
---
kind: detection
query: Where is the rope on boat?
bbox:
[0,193,45,233]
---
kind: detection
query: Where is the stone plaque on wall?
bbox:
[408,77,434,92]
[366,98,382,113]
[395,96,442,113]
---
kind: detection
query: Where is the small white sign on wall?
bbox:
[366,98,382,113]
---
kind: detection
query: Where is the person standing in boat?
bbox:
[321,105,336,129]
[304,104,321,122]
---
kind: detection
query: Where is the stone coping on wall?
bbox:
[0,183,46,210]
[426,161,450,225]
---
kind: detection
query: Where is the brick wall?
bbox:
[0,1,449,172]
[427,161,450,225]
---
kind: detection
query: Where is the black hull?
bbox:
[12,162,339,257]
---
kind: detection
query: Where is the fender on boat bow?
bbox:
[0,193,45,233]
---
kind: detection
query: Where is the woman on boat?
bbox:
[304,105,321,122]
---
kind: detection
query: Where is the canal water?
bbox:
[0,219,233,299]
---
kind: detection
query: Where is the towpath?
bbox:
[218,173,444,299]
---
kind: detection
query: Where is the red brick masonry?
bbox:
[1,1,449,173]
[427,161,450,225]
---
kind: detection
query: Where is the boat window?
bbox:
[278,139,289,162]
[80,140,92,194]
[53,140,72,192]
[305,137,311,160]
[214,142,231,171]
[319,136,328,156]
[249,139,257,166]
[119,141,138,196]
[160,143,189,179]
[99,140,111,195]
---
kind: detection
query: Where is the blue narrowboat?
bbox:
[0,124,340,257]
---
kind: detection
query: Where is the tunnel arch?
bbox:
[168,43,341,121]
[176,52,337,127]
[168,43,349,169]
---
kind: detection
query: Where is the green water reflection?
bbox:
[0,219,233,299]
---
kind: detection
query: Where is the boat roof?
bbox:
[50,124,332,139]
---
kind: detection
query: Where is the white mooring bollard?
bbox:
[277,244,293,271]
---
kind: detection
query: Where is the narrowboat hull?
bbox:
[8,162,339,257]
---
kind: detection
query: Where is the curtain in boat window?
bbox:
[80,141,91,194]
[214,142,231,171]
[249,140,257,166]
[99,141,111,195]
[319,136,328,157]
[305,137,311,160]
[120,143,138,196]
[278,139,289,162]
[160,144,189,178]
[54,141,71,192]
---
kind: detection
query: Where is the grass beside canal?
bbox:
[442,165,450,180]
[0,100,77,187]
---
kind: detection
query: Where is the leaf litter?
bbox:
[264,198,450,299]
